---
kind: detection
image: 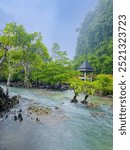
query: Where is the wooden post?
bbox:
[84,71,86,81]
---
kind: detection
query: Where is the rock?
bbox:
[17,113,23,122]
[5,115,8,118]
[55,106,59,110]
[28,105,51,115]
[60,85,69,90]
[19,109,22,112]
[18,113,23,121]
[14,115,17,121]
[81,100,88,105]
[20,116,23,122]
[18,113,22,119]
[0,87,7,99]
[0,87,20,112]
[0,114,3,118]
[11,96,19,105]
[70,99,78,103]
[36,118,40,122]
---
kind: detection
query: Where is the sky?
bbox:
[0,0,98,59]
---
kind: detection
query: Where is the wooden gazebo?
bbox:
[78,60,94,81]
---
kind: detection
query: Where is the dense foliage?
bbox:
[74,0,113,74]
[0,23,80,93]
[93,74,113,96]
[70,74,113,101]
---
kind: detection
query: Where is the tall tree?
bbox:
[0,22,50,94]
[51,43,70,65]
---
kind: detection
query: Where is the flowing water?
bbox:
[0,86,112,150]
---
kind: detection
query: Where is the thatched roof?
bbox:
[78,60,94,72]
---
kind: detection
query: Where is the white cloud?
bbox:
[0,0,98,59]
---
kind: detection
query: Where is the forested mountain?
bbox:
[75,0,113,74]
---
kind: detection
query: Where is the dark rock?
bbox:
[70,99,78,103]
[11,96,19,104]
[14,115,17,121]
[18,113,23,122]
[0,87,7,99]
[55,106,59,110]
[60,85,69,90]
[0,87,20,112]
[20,116,23,122]
[81,100,88,105]
[5,115,8,118]
[18,113,22,119]
[36,118,40,122]
[0,114,3,118]
[19,109,22,112]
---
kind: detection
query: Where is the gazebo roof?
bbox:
[78,60,94,72]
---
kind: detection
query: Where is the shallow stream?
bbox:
[0,86,112,150]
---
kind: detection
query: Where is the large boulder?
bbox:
[0,87,7,99]
[0,87,19,112]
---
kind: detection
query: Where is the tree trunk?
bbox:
[0,48,7,65]
[23,64,32,88]
[81,94,89,104]
[6,58,12,98]
[0,56,6,65]
[6,72,11,98]
[70,93,78,103]
[23,65,28,87]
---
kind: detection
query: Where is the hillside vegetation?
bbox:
[74,0,113,74]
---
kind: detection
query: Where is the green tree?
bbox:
[93,74,113,96]
[81,80,95,104]
[37,61,80,86]
[0,22,50,94]
[70,78,83,103]
[5,50,22,96]
[51,43,70,65]
[70,78,95,103]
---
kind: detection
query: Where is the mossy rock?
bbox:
[28,105,51,115]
